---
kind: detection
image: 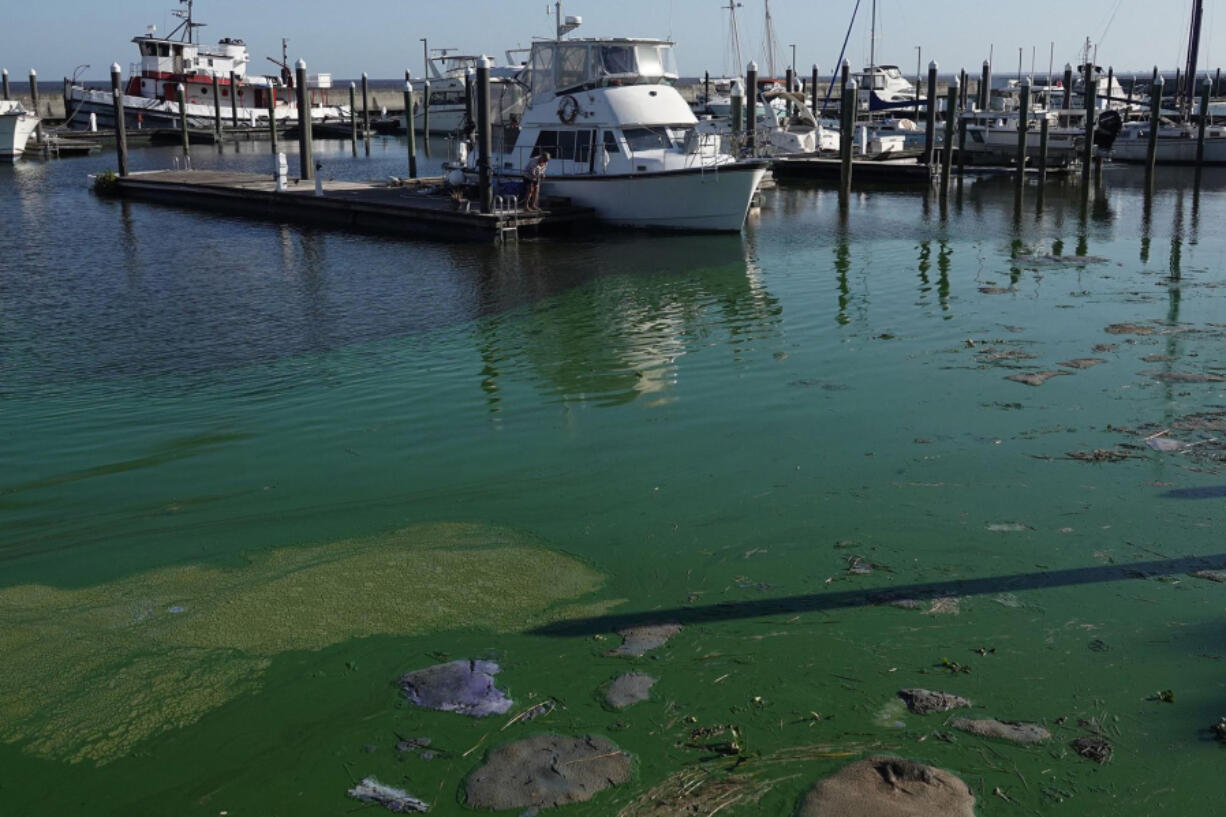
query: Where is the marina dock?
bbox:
[110,170,595,242]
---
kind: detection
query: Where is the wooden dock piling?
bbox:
[730,79,743,136]
[177,83,189,158]
[941,79,957,198]
[211,74,222,137]
[268,88,278,154]
[1147,73,1163,185]
[28,69,38,115]
[295,60,313,180]
[978,60,990,111]
[2,69,9,101]
[361,72,370,155]
[1197,77,1210,166]
[1038,116,1049,181]
[349,83,358,156]
[229,70,238,127]
[839,78,855,204]
[476,57,493,214]
[110,63,128,177]
[1016,79,1030,181]
[1082,62,1095,184]
[745,62,758,155]
[785,67,794,118]
[405,79,418,179]
[924,61,938,166]
[1062,63,1073,109]
[423,80,431,157]
[811,65,819,116]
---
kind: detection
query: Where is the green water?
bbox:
[3,146,1226,815]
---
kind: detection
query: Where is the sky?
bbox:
[0,0,1216,83]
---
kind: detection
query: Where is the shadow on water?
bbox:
[1163,486,1226,499]
[532,552,1226,636]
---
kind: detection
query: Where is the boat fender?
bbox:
[557,95,579,124]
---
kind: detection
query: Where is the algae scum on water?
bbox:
[0,522,614,764]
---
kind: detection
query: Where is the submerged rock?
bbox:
[898,689,972,715]
[605,673,656,710]
[347,776,429,813]
[1071,735,1113,764]
[399,659,512,718]
[1147,371,1226,384]
[797,755,976,817]
[949,717,1050,744]
[1105,323,1155,335]
[465,734,632,810]
[606,623,682,657]
[1059,358,1106,370]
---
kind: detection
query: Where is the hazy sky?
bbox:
[1,0,1215,82]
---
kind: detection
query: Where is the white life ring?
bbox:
[557,95,579,124]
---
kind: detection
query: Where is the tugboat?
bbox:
[65,0,346,130]
[486,14,767,231]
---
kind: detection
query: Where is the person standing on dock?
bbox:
[524,152,549,211]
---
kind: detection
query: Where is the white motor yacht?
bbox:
[412,52,527,134]
[494,33,767,231]
[0,100,39,162]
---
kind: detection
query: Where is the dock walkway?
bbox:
[112,170,595,242]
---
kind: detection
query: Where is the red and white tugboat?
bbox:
[65,0,346,130]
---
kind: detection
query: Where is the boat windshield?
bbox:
[529,40,679,99]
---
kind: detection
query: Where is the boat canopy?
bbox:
[528,38,679,101]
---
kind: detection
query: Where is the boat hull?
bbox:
[0,108,39,162]
[537,162,768,232]
[65,88,347,131]
[1110,132,1226,165]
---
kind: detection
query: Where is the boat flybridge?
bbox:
[495,34,768,231]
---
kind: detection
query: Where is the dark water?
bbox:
[2,138,1226,815]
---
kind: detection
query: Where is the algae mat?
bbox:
[0,522,612,765]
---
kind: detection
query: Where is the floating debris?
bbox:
[1006,370,1071,386]
[399,660,512,718]
[1105,323,1156,335]
[394,736,432,753]
[898,689,973,715]
[465,735,631,810]
[1212,718,1226,742]
[1071,736,1113,764]
[986,522,1032,532]
[1190,570,1226,582]
[949,718,1050,744]
[605,673,656,710]
[606,624,683,657]
[1146,371,1226,384]
[925,597,961,616]
[346,776,429,813]
[1093,344,1118,353]
[1059,358,1107,370]
[979,286,1013,295]
[976,347,1037,363]
[796,755,976,817]
[1141,354,1176,362]
[502,699,557,730]
[1066,449,1134,463]
[1016,254,1108,267]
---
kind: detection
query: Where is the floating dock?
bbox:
[110,171,595,242]
[771,155,936,184]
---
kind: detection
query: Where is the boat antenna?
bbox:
[169,0,205,44]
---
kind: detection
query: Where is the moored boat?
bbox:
[0,100,40,162]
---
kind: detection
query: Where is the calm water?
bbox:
[3,138,1226,815]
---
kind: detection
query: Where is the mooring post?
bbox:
[1106,66,1114,107]
[979,60,990,110]
[268,86,278,154]
[959,69,968,111]
[1082,61,1095,184]
[464,68,474,132]
[745,61,758,154]
[1128,74,1135,109]
[349,82,357,155]
[1062,63,1073,109]
[1016,79,1030,181]
[110,63,128,176]
[361,71,370,138]
[423,80,431,157]
[1197,77,1210,166]
[840,78,856,205]
[704,70,710,107]
[785,66,794,119]
[1033,115,1047,181]
[957,115,967,176]
[229,70,238,128]
[730,78,743,140]
[405,79,418,179]
[1216,67,1222,97]
[924,60,938,166]
[295,59,313,180]
[476,56,493,215]
[1146,72,1163,186]
[941,79,957,198]
[211,74,222,137]
[811,64,819,117]
[29,69,40,139]
[1174,68,1182,108]
[177,83,190,158]
[2,69,9,101]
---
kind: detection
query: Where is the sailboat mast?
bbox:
[725,1,744,74]
[1184,0,1204,109]
[763,0,777,77]
[870,0,876,69]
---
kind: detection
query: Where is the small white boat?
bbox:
[1109,119,1226,165]
[491,27,766,231]
[412,52,527,134]
[0,100,40,162]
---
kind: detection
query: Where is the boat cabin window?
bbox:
[602,130,621,155]
[530,40,679,98]
[598,46,636,77]
[532,128,595,162]
[623,127,670,152]
[556,46,589,92]
[158,43,170,57]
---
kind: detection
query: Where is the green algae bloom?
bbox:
[0,523,613,765]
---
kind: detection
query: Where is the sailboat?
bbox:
[858,0,919,111]
[1109,0,1226,164]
